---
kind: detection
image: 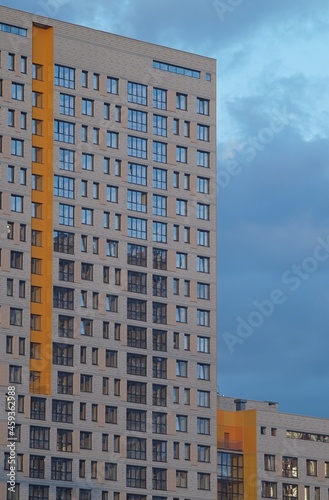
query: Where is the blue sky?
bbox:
[4,0,329,418]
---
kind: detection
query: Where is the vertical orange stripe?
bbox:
[30,24,54,395]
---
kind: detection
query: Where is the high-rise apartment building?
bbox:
[0,6,217,499]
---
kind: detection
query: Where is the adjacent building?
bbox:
[0,5,217,499]
[217,396,329,500]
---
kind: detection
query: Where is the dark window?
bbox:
[30,426,50,449]
[152,412,167,434]
[53,343,74,366]
[58,315,74,338]
[127,437,147,460]
[153,302,167,324]
[127,381,147,404]
[153,248,167,270]
[52,400,73,423]
[153,384,167,406]
[30,397,46,420]
[127,325,147,349]
[128,271,147,294]
[57,429,73,452]
[54,231,74,254]
[127,298,147,321]
[51,457,72,481]
[126,409,147,432]
[127,353,147,376]
[126,465,147,488]
[152,329,167,352]
[127,243,147,267]
[152,275,167,297]
[57,372,73,395]
[53,287,74,310]
[153,357,167,379]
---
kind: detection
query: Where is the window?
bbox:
[128,217,147,239]
[153,468,167,491]
[176,360,187,377]
[176,415,188,432]
[128,82,147,105]
[107,131,118,148]
[198,445,210,463]
[81,98,93,116]
[107,76,118,94]
[115,106,121,122]
[152,329,167,352]
[55,64,75,88]
[197,203,210,221]
[127,437,147,460]
[105,463,117,481]
[176,199,187,216]
[53,343,73,366]
[54,120,75,143]
[29,454,46,478]
[196,337,210,355]
[59,148,75,171]
[58,204,74,226]
[198,390,210,407]
[176,146,187,163]
[176,306,187,323]
[153,167,167,190]
[54,175,74,199]
[153,302,167,324]
[173,118,179,135]
[264,454,276,472]
[105,350,117,368]
[127,381,147,404]
[197,150,210,168]
[8,52,15,70]
[81,153,94,171]
[81,125,87,142]
[11,138,24,156]
[325,461,329,477]
[153,412,167,434]
[282,484,298,500]
[153,222,167,243]
[93,72,99,89]
[128,135,147,158]
[128,189,147,212]
[80,431,92,450]
[176,470,188,488]
[10,250,23,270]
[197,309,210,327]
[153,275,167,297]
[197,417,210,434]
[153,115,167,136]
[126,465,147,489]
[128,162,147,185]
[153,88,167,109]
[105,406,117,424]
[12,82,24,100]
[197,97,209,115]
[127,409,147,432]
[176,93,187,110]
[128,271,147,294]
[153,141,167,163]
[153,195,167,216]
[52,400,73,423]
[60,93,75,116]
[197,124,210,141]
[9,365,22,384]
[153,248,167,270]
[152,357,167,379]
[306,459,317,476]
[30,426,50,450]
[197,362,210,380]
[80,374,93,393]
[197,256,210,274]
[54,231,74,254]
[128,244,147,267]
[10,195,23,213]
[176,252,187,270]
[56,372,73,395]
[197,229,210,247]
[128,109,147,132]
[82,208,93,225]
[10,307,23,326]
[198,472,210,491]
[8,109,15,127]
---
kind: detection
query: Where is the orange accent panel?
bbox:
[30,24,54,395]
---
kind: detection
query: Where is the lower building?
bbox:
[217,396,329,500]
